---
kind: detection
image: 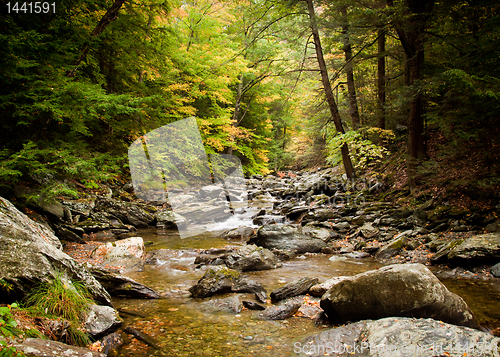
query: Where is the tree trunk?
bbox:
[305,0,355,179]
[341,6,360,130]
[228,74,244,156]
[387,0,434,192]
[67,0,127,77]
[377,27,386,130]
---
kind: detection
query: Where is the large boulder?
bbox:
[0,196,111,305]
[223,244,281,271]
[298,317,500,357]
[447,233,500,263]
[90,237,146,271]
[320,263,479,328]
[251,224,327,253]
[95,197,155,227]
[14,338,106,357]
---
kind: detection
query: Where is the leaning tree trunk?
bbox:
[305,0,355,179]
[67,0,127,77]
[341,6,361,129]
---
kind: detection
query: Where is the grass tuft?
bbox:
[23,271,95,346]
[24,272,93,322]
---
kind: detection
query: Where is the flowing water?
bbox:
[114,220,500,356]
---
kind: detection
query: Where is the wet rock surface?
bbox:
[189,266,241,298]
[299,317,500,357]
[90,267,160,299]
[195,244,281,271]
[270,277,319,302]
[251,224,327,253]
[258,298,303,320]
[0,196,111,305]
[4,168,500,356]
[14,338,106,357]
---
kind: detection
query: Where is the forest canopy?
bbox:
[1,0,499,202]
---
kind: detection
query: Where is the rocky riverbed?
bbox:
[2,167,500,356]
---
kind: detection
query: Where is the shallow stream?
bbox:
[114,225,500,357]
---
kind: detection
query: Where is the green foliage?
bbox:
[0,342,25,357]
[0,280,14,296]
[0,303,26,357]
[24,274,93,322]
[326,129,394,169]
[0,304,22,339]
[23,273,94,347]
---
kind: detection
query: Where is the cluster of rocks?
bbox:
[188,262,500,354]
[227,169,500,276]
[0,196,160,356]
[3,166,500,355]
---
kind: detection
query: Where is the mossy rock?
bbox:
[189,266,241,298]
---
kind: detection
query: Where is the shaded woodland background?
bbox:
[1,0,499,207]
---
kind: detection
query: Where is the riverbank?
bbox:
[1,167,500,356]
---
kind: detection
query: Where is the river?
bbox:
[113,224,500,357]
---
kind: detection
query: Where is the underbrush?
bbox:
[367,127,500,210]
[0,273,95,354]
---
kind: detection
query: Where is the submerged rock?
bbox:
[320,263,479,329]
[299,317,500,357]
[101,332,125,356]
[0,196,111,305]
[202,295,243,314]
